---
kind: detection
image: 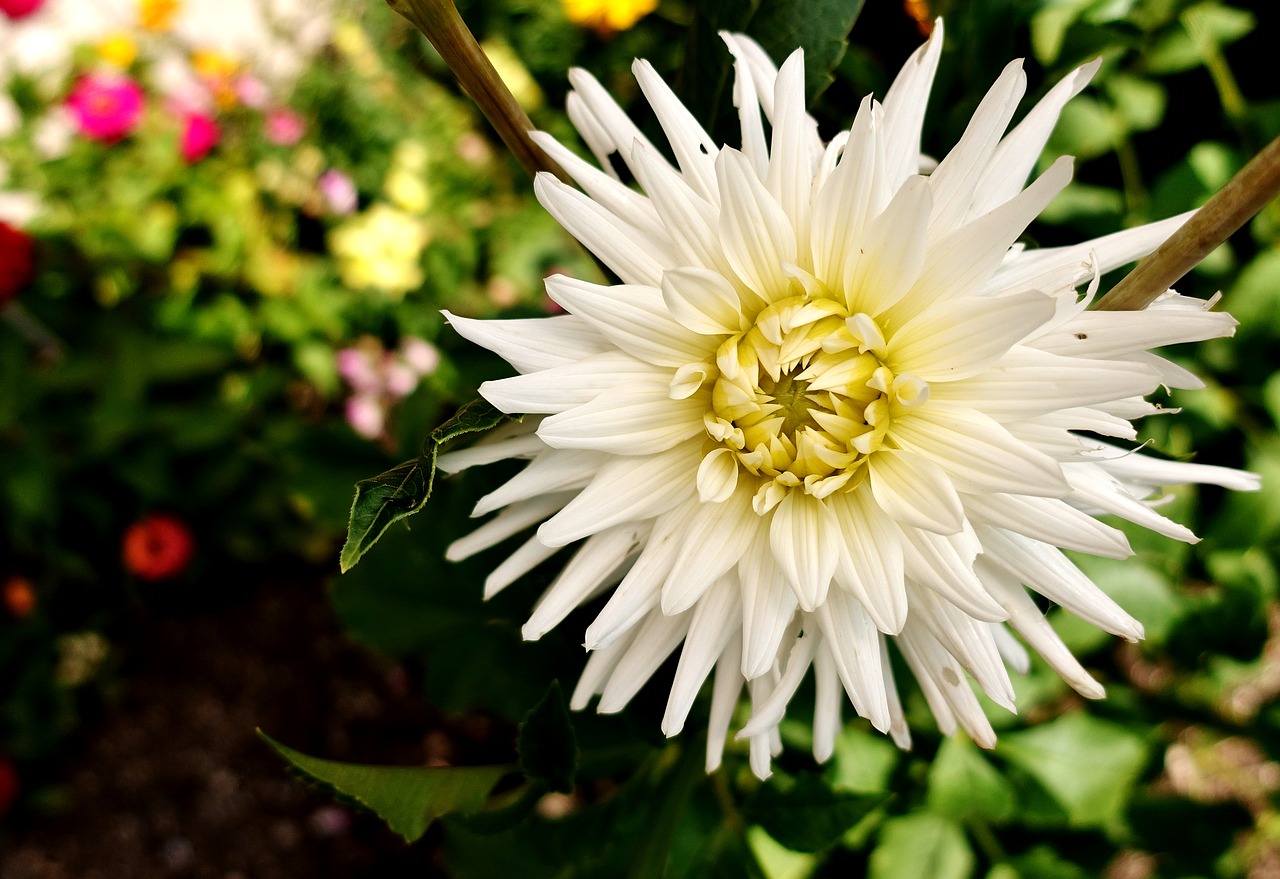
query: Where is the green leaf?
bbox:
[869,813,974,879]
[339,398,508,572]
[518,681,578,793]
[259,731,510,842]
[996,713,1150,833]
[926,736,1017,824]
[742,773,888,854]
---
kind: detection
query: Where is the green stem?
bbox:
[384,0,566,182]
[1,302,65,363]
[1094,134,1280,312]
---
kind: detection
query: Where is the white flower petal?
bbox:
[769,492,840,611]
[538,383,706,455]
[868,449,966,534]
[716,147,798,302]
[664,578,743,735]
[523,525,642,640]
[480,352,661,415]
[444,311,609,374]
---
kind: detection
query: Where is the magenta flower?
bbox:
[264,107,305,146]
[0,0,45,20]
[66,75,145,142]
[180,112,220,163]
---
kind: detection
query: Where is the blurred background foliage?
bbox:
[1,0,1279,876]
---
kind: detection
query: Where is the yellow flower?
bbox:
[562,0,657,34]
[384,167,430,214]
[329,203,431,298]
[139,0,180,32]
[192,50,241,109]
[98,33,138,69]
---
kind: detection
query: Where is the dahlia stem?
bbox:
[1095,134,1280,311]
[384,0,566,182]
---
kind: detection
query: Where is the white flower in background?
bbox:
[439,23,1259,778]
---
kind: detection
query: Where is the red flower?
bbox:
[0,221,35,306]
[3,576,36,618]
[0,759,16,820]
[123,514,195,581]
[0,0,45,20]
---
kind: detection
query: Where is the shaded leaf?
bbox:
[996,713,1149,833]
[869,813,974,879]
[518,681,578,793]
[259,731,510,842]
[742,773,888,853]
[339,398,508,572]
[926,736,1017,824]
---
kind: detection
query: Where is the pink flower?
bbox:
[345,395,385,440]
[66,74,144,142]
[264,107,305,146]
[336,347,380,394]
[400,337,440,376]
[180,112,219,163]
[0,0,44,20]
[319,169,357,216]
[234,74,269,109]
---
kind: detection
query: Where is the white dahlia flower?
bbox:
[438,23,1259,778]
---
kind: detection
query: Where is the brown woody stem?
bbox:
[1095,134,1280,311]
[385,0,566,182]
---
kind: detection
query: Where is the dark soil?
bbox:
[0,580,488,878]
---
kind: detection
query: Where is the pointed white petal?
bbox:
[662,487,761,614]
[664,579,743,735]
[544,274,710,368]
[597,609,691,713]
[830,489,908,634]
[523,525,642,640]
[538,383,706,455]
[472,449,604,517]
[716,148,798,303]
[880,20,944,188]
[538,441,697,546]
[961,492,1132,559]
[633,58,720,201]
[480,352,662,415]
[706,632,744,772]
[768,492,840,611]
[868,448,966,534]
[446,493,573,562]
[444,311,609,374]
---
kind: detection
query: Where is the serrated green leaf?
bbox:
[518,681,578,793]
[996,713,1149,833]
[258,731,510,842]
[742,773,888,854]
[926,736,1017,824]
[869,813,974,879]
[339,398,508,572]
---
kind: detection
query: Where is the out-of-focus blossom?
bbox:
[139,0,178,31]
[384,167,429,214]
[264,106,304,145]
[319,169,357,216]
[561,0,656,35]
[0,219,35,305]
[401,336,441,376]
[54,631,109,687]
[180,110,219,162]
[338,336,441,441]
[234,73,269,109]
[480,38,542,110]
[0,0,45,21]
[3,575,35,618]
[345,394,384,440]
[336,346,381,394]
[32,107,74,158]
[191,49,239,109]
[122,513,195,580]
[0,759,17,820]
[97,31,136,67]
[66,73,144,141]
[328,203,429,297]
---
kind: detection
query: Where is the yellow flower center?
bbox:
[701,295,930,514]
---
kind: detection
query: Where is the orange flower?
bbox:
[138,0,179,31]
[122,514,195,581]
